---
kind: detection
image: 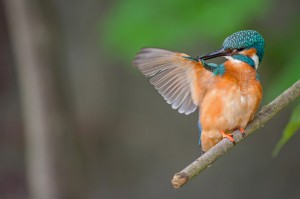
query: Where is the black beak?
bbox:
[200,48,232,60]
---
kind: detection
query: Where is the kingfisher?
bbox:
[133,30,264,153]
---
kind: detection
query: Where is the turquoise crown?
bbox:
[222,30,265,62]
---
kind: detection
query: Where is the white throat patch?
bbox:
[225,54,260,69]
[225,56,242,64]
[251,54,259,69]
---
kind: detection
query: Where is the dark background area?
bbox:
[0,0,300,198]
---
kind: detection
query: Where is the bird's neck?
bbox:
[223,59,258,83]
[225,54,259,69]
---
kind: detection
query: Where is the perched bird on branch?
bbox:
[133,30,264,153]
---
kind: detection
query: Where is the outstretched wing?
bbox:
[133,48,213,115]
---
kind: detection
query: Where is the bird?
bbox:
[133,30,264,153]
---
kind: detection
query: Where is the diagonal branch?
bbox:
[171,79,300,188]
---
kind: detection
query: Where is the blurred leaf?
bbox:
[100,0,271,60]
[272,104,300,157]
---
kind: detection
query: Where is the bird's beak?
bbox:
[200,48,232,60]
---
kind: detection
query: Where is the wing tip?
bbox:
[132,47,199,115]
[132,47,160,68]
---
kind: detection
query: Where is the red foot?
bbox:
[239,128,246,138]
[220,130,235,144]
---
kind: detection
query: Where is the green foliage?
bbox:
[101,0,271,59]
[272,104,300,157]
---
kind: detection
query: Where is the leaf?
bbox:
[272,104,300,157]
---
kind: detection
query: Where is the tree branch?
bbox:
[171,79,300,188]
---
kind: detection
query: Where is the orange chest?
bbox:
[197,61,262,130]
[214,63,262,96]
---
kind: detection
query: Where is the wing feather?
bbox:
[133,48,209,115]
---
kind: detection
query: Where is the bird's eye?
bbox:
[237,48,245,51]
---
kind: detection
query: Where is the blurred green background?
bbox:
[1,0,300,198]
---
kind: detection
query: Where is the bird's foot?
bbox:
[238,128,246,138]
[220,130,235,144]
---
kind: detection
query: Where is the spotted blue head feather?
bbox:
[222,30,265,62]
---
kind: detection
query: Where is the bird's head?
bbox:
[200,30,265,69]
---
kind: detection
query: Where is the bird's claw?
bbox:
[239,128,246,138]
[220,130,235,145]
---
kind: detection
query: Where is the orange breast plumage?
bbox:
[199,60,262,152]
